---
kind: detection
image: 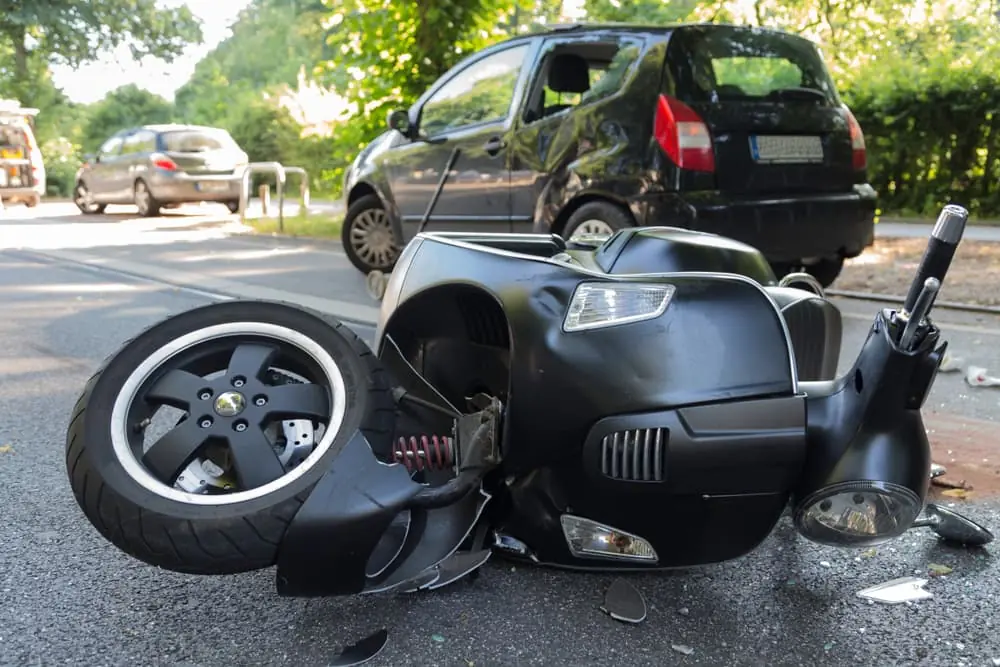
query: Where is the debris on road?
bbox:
[928,563,954,577]
[600,580,647,624]
[856,577,934,604]
[939,351,966,372]
[671,644,695,656]
[0,444,13,454]
[966,365,1000,387]
[329,628,388,667]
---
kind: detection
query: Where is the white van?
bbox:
[0,99,45,208]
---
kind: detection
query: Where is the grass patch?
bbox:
[248,212,344,239]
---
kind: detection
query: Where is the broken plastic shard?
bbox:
[966,365,1000,387]
[672,644,695,655]
[928,563,954,577]
[600,580,647,624]
[856,577,933,604]
[329,628,389,667]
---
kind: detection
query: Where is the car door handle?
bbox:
[483,137,505,155]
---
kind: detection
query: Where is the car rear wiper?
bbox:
[766,87,829,103]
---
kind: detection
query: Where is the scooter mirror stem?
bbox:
[901,204,968,317]
[898,277,939,351]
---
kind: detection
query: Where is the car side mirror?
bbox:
[387,109,411,135]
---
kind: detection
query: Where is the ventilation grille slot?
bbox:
[600,428,667,482]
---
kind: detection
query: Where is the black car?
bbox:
[340,22,876,287]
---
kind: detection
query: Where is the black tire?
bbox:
[341,194,400,274]
[561,200,635,240]
[74,181,106,215]
[805,257,844,289]
[134,179,160,217]
[65,300,396,575]
[225,200,240,214]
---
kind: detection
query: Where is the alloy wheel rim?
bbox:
[350,209,400,269]
[109,322,348,506]
[571,219,615,239]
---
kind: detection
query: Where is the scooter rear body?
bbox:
[363,227,839,571]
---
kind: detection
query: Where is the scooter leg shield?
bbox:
[275,417,497,597]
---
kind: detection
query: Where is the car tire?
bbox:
[341,194,401,274]
[805,257,844,289]
[65,299,397,575]
[561,200,635,241]
[225,200,240,214]
[134,179,160,217]
[74,181,106,215]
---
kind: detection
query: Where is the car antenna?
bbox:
[415,146,462,235]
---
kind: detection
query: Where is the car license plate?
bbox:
[750,135,824,164]
[198,181,229,193]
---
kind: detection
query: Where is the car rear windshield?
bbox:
[161,129,239,153]
[0,124,28,148]
[668,26,839,105]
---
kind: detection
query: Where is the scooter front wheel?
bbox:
[65,300,396,575]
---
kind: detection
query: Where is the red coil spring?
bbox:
[392,434,455,472]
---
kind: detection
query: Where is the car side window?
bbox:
[122,130,155,155]
[419,44,529,137]
[98,136,123,158]
[525,37,643,124]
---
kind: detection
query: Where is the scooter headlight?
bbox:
[793,481,921,547]
[563,282,675,332]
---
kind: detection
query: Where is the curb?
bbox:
[827,288,1000,315]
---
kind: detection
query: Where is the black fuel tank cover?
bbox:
[596,227,777,285]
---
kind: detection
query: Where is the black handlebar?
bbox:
[901,204,968,315]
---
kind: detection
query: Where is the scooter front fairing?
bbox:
[275,395,501,597]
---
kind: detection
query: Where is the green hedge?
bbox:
[843,50,1000,218]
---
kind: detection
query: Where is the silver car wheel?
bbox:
[350,208,400,269]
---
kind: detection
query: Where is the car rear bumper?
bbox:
[636,185,877,262]
[0,186,41,202]
[147,172,242,203]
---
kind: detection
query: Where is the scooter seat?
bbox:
[765,286,842,382]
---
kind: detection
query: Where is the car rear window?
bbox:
[0,125,28,148]
[161,129,239,153]
[668,26,839,105]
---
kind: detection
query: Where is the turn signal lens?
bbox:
[564,282,675,332]
[560,514,658,563]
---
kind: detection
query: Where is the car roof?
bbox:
[492,21,807,47]
[138,123,229,134]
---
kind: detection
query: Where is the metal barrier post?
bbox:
[239,161,286,228]
[239,162,308,233]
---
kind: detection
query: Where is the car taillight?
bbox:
[842,106,866,171]
[153,155,178,171]
[653,94,715,173]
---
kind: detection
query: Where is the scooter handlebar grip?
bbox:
[902,204,968,314]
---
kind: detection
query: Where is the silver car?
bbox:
[74,124,249,216]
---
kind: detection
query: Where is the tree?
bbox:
[0,0,203,104]
[81,84,173,152]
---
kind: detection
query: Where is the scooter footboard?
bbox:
[275,402,501,597]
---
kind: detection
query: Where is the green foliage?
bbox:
[80,85,173,152]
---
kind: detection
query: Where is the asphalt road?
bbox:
[3,204,1000,667]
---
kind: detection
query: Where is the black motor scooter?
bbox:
[65,202,991,610]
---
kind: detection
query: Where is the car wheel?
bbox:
[134,179,160,217]
[225,200,240,214]
[65,299,396,575]
[805,257,844,289]
[562,201,635,241]
[342,194,401,274]
[74,181,106,215]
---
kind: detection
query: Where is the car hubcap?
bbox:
[136,184,149,212]
[571,219,615,239]
[75,185,93,209]
[350,209,400,269]
[109,322,347,505]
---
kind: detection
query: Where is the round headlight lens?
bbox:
[794,480,922,547]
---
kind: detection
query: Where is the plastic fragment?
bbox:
[966,365,1000,387]
[856,577,933,604]
[671,644,694,655]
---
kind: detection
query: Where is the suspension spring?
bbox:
[393,434,455,472]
